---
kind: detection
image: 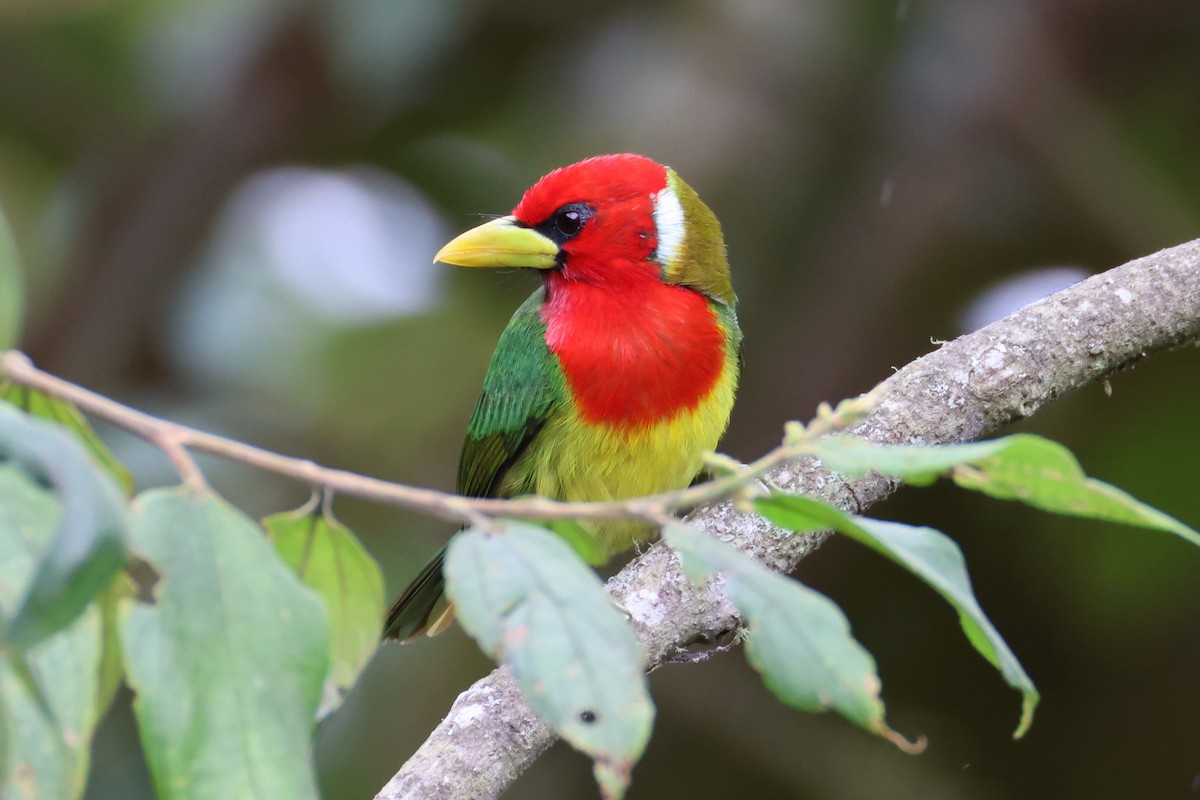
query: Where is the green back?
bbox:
[458,287,566,499]
[384,288,564,640]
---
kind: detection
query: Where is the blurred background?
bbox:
[1,1,1198,798]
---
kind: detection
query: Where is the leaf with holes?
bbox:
[265,504,384,718]
[810,435,1199,547]
[444,522,652,800]
[663,524,922,751]
[121,489,329,800]
[756,492,1039,737]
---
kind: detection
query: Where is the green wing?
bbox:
[457,287,564,499]
[384,288,562,641]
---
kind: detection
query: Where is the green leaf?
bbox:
[809,436,1003,486]
[811,434,1200,547]
[0,462,106,800]
[264,503,385,719]
[0,404,127,648]
[949,435,1200,546]
[756,493,1039,738]
[0,613,105,800]
[121,489,330,800]
[540,519,610,566]
[93,573,134,720]
[444,522,652,800]
[663,524,922,752]
[0,384,135,496]
[0,208,22,351]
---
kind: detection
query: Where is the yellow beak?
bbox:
[433,215,559,269]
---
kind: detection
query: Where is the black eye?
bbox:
[539,202,593,246]
[555,208,583,237]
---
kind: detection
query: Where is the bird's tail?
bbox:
[382,547,456,643]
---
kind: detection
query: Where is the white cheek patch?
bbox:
[652,185,686,269]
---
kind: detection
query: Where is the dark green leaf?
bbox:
[540,519,609,566]
[264,504,385,718]
[0,462,106,800]
[121,489,329,800]
[811,434,1200,547]
[0,384,135,496]
[94,574,134,720]
[757,493,1039,737]
[664,524,922,752]
[0,405,127,648]
[445,522,652,799]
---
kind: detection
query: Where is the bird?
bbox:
[383,153,741,642]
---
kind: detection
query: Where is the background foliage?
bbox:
[1,1,1198,798]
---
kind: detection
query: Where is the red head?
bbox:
[434,154,734,305]
[511,154,666,287]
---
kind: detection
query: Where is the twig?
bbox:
[158,429,209,493]
[374,238,1200,799]
[0,350,860,524]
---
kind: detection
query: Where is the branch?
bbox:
[373,238,1200,799]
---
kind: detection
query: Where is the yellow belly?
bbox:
[501,360,738,553]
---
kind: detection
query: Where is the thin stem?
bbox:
[158,430,209,493]
[0,349,819,525]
